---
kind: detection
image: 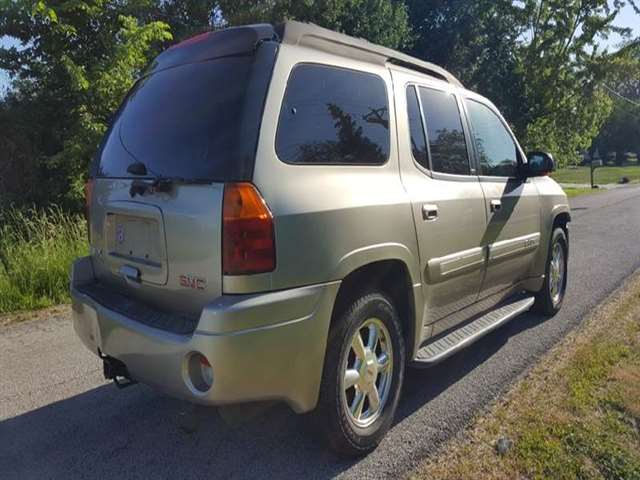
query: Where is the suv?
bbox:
[71,21,570,456]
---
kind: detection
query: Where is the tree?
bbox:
[216,0,411,49]
[0,1,217,209]
[592,50,640,163]
[406,0,640,167]
[514,0,640,166]
[405,0,525,125]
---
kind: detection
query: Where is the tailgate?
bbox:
[90,179,224,317]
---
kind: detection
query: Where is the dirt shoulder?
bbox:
[410,272,640,480]
[0,304,70,329]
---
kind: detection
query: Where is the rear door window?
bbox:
[406,85,428,169]
[418,87,470,175]
[276,64,390,165]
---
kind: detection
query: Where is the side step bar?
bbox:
[413,295,535,366]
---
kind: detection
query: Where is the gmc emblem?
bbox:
[179,275,206,290]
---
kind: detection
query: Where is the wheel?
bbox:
[315,292,405,456]
[533,227,568,315]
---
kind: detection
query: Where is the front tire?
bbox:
[315,292,405,456]
[534,227,568,315]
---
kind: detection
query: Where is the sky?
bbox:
[1,2,639,93]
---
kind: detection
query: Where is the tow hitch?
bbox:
[100,351,138,389]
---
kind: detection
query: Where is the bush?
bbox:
[0,206,88,313]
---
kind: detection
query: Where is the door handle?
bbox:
[490,199,502,213]
[119,265,141,288]
[422,204,439,221]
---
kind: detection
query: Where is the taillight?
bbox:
[84,178,94,241]
[222,183,275,275]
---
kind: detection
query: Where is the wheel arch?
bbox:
[330,258,420,362]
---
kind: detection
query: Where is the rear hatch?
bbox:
[87,26,278,318]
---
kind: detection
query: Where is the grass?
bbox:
[562,187,600,198]
[412,274,640,480]
[552,165,640,185]
[0,206,88,313]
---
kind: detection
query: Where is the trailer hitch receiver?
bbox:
[100,351,138,389]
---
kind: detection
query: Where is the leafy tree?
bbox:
[514,0,639,166]
[406,0,640,167]
[405,0,525,125]
[150,0,216,41]
[216,0,411,49]
[0,0,174,208]
[592,51,640,163]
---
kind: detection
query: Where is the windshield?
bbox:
[96,55,268,181]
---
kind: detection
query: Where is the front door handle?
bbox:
[490,199,502,213]
[422,204,439,221]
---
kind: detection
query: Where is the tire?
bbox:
[315,292,405,457]
[533,227,568,315]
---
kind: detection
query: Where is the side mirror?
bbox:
[525,151,555,177]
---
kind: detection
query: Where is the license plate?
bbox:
[107,214,162,266]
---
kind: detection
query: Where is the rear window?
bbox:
[96,55,269,180]
[276,64,390,165]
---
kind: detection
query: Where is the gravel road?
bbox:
[2,186,640,480]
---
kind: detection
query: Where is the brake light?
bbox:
[222,183,275,275]
[84,178,94,240]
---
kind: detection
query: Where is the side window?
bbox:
[419,87,470,175]
[276,64,390,165]
[465,100,518,177]
[406,85,428,168]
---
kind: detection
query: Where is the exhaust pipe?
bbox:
[100,351,138,389]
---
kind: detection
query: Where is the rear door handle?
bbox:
[490,200,502,213]
[422,204,439,221]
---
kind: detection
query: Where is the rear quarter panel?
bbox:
[227,44,421,324]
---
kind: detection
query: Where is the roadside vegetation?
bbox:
[412,275,640,480]
[1,1,639,211]
[0,207,87,313]
[562,187,601,198]
[553,162,640,185]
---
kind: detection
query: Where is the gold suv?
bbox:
[71,21,570,456]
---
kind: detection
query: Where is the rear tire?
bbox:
[315,292,405,457]
[533,227,568,315]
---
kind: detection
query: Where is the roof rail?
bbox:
[276,21,463,88]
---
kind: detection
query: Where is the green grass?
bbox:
[552,165,640,185]
[513,339,640,480]
[412,277,640,480]
[0,206,88,313]
[562,187,600,198]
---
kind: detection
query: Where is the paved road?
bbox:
[2,186,640,480]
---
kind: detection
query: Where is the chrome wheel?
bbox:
[549,241,565,305]
[341,317,393,429]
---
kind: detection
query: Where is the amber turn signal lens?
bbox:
[222,183,275,275]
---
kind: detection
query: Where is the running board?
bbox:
[413,295,535,366]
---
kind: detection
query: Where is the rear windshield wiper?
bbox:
[126,162,212,197]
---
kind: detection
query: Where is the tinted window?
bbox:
[406,85,428,168]
[466,100,518,177]
[419,87,470,175]
[97,55,267,180]
[276,64,389,165]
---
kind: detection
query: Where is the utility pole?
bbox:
[591,158,603,189]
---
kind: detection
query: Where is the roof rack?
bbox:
[276,21,463,88]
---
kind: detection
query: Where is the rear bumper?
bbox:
[71,257,339,413]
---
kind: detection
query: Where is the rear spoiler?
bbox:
[145,24,278,76]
